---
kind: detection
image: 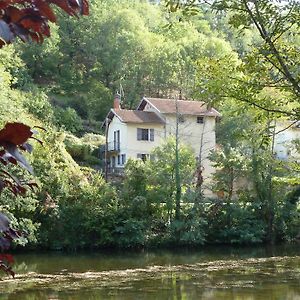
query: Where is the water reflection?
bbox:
[0,244,300,300]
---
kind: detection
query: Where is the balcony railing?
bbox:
[107,167,124,176]
[100,142,120,156]
[108,141,120,152]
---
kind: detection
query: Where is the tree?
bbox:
[208,99,300,243]
[147,138,196,225]
[167,0,300,117]
[0,122,40,276]
[0,0,88,47]
[0,0,89,275]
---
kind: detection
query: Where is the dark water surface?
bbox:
[1,244,300,299]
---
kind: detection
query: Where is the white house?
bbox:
[102,95,221,181]
[274,121,300,161]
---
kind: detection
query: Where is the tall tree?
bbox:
[168,0,300,117]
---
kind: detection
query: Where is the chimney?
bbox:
[113,93,121,110]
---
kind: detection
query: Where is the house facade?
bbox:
[274,121,300,161]
[102,96,221,180]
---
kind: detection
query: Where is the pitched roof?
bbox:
[138,97,221,117]
[112,109,165,124]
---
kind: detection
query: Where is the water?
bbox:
[1,244,300,299]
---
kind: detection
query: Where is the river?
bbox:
[1,244,300,299]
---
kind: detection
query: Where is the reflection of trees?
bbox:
[1,250,300,299]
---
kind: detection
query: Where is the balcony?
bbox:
[108,141,120,152]
[107,167,124,176]
[99,141,120,158]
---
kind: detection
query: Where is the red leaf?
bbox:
[36,0,57,22]
[81,0,89,15]
[29,31,43,43]
[0,254,14,264]
[0,0,89,49]
[6,7,26,23]
[0,123,33,146]
[49,0,75,15]
[20,16,46,33]
[0,2,10,10]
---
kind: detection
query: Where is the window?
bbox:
[117,155,121,165]
[137,153,149,162]
[111,156,116,167]
[178,115,185,123]
[121,154,126,165]
[197,116,204,124]
[114,130,120,150]
[137,128,154,141]
[141,129,149,140]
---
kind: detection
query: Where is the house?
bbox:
[274,121,300,161]
[102,95,221,181]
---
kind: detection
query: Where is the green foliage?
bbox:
[64,132,104,165]
[148,138,196,199]
[209,147,248,199]
[194,0,300,118]
[205,199,266,244]
[54,107,83,134]
[0,0,299,251]
[23,88,54,123]
[119,139,204,246]
[208,101,300,244]
[172,205,207,245]
[14,0,241,124]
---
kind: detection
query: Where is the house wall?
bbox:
[126,122,165,159]
[164,114,216,182]
[143,101,217,183]
[107,116,165,166]
[274,122,300,160]
[107,116,128,167]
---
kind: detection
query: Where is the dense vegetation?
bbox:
[0,0,299,250]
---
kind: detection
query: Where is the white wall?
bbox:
[107,116,128,167]
[126,123,165,159]
[107,116,165,166]
[274,122,300,160]
[164,114,216,181]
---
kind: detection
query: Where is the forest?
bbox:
[0,0,299,251]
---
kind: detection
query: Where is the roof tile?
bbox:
[113,109,165,124]
[143,97,221,117]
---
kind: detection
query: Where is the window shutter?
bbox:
[137,128,142,140]
[150,129,154,141]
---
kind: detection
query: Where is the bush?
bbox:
[63,132,104,166]
[54,107,83,134]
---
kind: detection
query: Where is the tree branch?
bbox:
[220,93,298,118]
[275,120,299,135]
[247,0,300,97]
